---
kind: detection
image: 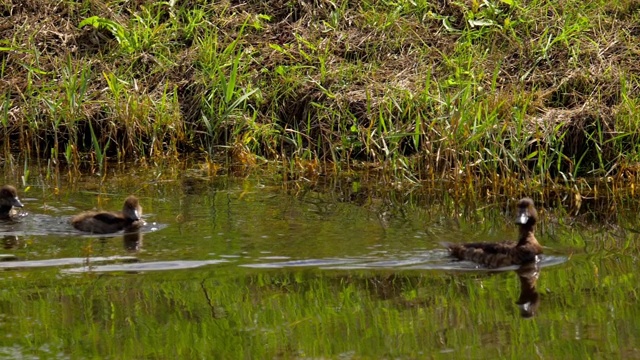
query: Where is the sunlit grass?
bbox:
[1,0,639,192]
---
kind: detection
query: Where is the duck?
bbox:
[0,185,24,220]
[71,195,143,234]
[442,197,543,268]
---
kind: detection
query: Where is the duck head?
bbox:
[515,197,537,226]
[122,195,142,221]
[0,185,23,208]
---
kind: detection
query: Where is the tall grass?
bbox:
[198,23,261,161]
[1,0,639,193]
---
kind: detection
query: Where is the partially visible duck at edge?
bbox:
[442,197,543,268]
[71,195,143,234]
[0,185,24,220]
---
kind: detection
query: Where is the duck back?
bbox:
[444,241,540,268]
[71,195,143,234]
[71,211,136,234]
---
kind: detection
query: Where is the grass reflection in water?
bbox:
[0,173,637,358]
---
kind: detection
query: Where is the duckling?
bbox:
[0,185,24,220]
[71,195,143,234]
[442,197,543,268]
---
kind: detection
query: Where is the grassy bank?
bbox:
[2,0,640,186]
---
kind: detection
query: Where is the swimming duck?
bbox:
[71,195,143,234]
[442,197,543,268]
[0,185,24,220]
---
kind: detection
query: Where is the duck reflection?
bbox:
[3,235,19,250]
[515,260,541,318]
[123,229,143,252]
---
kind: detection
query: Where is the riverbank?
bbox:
[2,0,639,185]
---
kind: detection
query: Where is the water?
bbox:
[0,167,637,358]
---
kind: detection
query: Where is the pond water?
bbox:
[0,165,638,358]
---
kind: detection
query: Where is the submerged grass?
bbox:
[2,0,640,193]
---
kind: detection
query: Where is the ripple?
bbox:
[63,259,230,273]
[401,255,568,271]
[240,251,568,271]
[0,213,167,237]
[241,258,362,269]
[0,256,138,269]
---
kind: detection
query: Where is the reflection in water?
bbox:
[123,230,143,252]
[515,260,541,318]
[3,235,19,249]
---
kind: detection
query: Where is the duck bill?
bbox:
[12,197,23,208]
[515,209,529,225]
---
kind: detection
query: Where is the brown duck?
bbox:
[0,185,24,220]
[442,198,543,268]
[71,195,143,234]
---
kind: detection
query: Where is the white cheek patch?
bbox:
[518,213,529,224]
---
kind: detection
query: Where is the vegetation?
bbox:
[3,1,640,353]
[2,0,640,188]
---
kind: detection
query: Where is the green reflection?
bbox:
[0,170,638,358]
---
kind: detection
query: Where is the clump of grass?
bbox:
[1,0,640,194]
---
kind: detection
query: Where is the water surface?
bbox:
[0,168,637,358]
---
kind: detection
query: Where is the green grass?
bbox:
[2,0,640,190]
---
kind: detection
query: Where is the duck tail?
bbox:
[439,241,455,252]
